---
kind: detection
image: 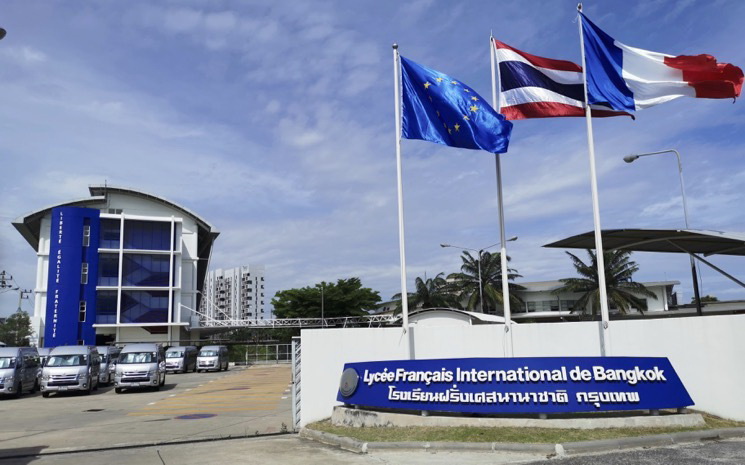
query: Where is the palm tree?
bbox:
[554,249,657,316]
[391,272,461,314]
[447,251,524,314]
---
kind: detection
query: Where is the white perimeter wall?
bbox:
[299,314,745,426]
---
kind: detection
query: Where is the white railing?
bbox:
[182,304,397,329]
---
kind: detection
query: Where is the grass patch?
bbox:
[307,412,744,444]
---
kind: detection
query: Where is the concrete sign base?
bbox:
[331,406,705,430]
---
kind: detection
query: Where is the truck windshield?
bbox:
[47,355,87,366]
[166,351,183,358]
[0,357,16,369]
[119,352,155,364]
[200,351,218,357]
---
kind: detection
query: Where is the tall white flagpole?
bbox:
[490,36,514,357]
[392,44,412,358]
[577,5,611,356]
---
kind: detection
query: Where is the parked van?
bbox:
[165,346,197,373]
[37,348,51,367]
[96,346,121,386]
[114,343,166,393]
[41,346,100,397]
[0,347,40,397]
[197,345,229,372]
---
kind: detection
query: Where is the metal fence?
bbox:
[291,337,301,431]
[232,344,292,365]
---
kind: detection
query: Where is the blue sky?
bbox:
[1,0,745,318]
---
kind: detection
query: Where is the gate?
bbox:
[291,336,301,431]
[240,344,292,364]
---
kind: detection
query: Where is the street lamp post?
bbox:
[440,236,517,313]
[624,149,703,315]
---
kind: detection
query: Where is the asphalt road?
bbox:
[525,438,745,464]
[0,364,292,458]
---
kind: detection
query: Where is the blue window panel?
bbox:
[99,219,121,249]
[121,290,168,323]
[96,290,118,324]
[97,253,119,286]
[123,220,171,251]
[122,254,170,287]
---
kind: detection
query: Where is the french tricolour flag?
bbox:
[493,39,628,120]
[580,13,743,112]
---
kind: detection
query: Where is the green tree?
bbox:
[0,310,33,346]
[692,295,718,304]
[554,249,657,316]
[391,272,461,314]
[272,277,380,319]
[447,251,524,314]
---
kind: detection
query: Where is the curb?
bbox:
[299,427,745,455]
[0,431,293,460]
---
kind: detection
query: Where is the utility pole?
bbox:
[18,289,32,312]
[0,270,15,291]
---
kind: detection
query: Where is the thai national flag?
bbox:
[493,39,628,120]
[580,12,743,112]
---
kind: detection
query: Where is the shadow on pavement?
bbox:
[0,445,48,464]
[114,383,177,394]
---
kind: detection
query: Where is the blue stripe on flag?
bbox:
[499,61,585,102]
[580,13,635,112]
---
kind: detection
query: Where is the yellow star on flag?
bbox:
[454,124,461,131]
[435,77,444,83]
[469,105,478,113]
[471,97,479,101]
[423,82,431,89]
[451,80,458,85]
[463,115,470,120]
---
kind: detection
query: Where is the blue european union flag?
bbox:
[401,56,512,153]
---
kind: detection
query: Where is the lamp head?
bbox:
[0,29,6,41]
[439,243,450,248]
[623,155,639,163]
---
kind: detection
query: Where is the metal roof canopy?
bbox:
[544,228,745,290]
[544,229,745,256]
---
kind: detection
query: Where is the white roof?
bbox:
[405,308,516,325]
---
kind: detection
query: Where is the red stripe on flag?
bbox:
[664,54,744,99]
[493,39,582,73]
[501,102,630,120]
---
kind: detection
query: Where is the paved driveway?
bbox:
[0,364,292,458]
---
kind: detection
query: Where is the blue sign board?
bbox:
[44,207,100,347]
[337,357,693,414]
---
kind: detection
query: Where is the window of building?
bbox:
[98,253,119,286]
[96,291,117,324]
[123,220,171,250]
[79,301,86,322]
[122,254,170,286]
[82,225,91,247]
[81,263,89,284]
[120,290,169,323]
[100,218,121,249]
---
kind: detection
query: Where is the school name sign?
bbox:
[337,357,693,414]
